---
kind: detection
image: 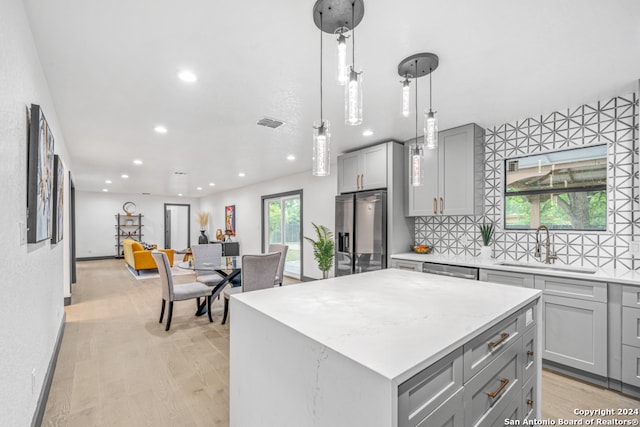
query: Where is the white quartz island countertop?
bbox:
[230,269,542,427]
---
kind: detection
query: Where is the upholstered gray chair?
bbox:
[221,252,281,325]
[151,250,214,331]
[268,244,288,286]
[191,243,224,287]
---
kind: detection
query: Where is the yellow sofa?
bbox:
[123,239,174,275]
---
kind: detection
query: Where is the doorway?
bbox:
[164,204,191,250]
[262,190,302,280]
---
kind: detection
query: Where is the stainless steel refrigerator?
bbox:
[335,190,387,276]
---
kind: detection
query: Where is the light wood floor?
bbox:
[43,259,639,426]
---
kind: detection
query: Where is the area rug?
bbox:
[125,262,195,280]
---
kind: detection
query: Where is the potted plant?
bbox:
[479,222,494,259]
[304,223,334,279]
[196,212,210,244]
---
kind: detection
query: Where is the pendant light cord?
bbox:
[429,67,433,113]
[415,60,418,142]
[351,2,355,66]
[320,11,323,124]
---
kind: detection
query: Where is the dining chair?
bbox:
[151,250,214,331]
[191,243,224,287]
[221,252,281,325]
[268,244,288,286]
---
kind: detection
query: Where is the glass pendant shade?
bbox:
[402,78,410,117]
[312,120,331,176]
[424,110,438,149]
[410,143,424,186]
[345,67,363,125]
[337,34,348,85]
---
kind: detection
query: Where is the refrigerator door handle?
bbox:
[344,233,350,251]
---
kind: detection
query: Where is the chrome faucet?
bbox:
[534,225,557,264]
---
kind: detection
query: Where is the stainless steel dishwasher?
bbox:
[422,262,478,280]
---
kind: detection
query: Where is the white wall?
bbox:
[0,0,73,424]
[75,191,201,257]
[200,168,337,279]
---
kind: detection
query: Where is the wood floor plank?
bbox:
[42,259,638,426]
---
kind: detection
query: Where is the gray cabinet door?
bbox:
[479,269,534,288]
[622,306,640,347]
[361,144,387,190]
[406,139,439,216]
[337,152,360,193]
[622,345,640,388]
[416,388,465,427]
[541,294,607,376]
[439,125,477,216]
[622,285,640,308]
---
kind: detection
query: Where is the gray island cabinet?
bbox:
[230,269,541,427]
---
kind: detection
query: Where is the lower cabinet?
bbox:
[398,304,538,427]
[479,269,534,288]
[622,285,640,391]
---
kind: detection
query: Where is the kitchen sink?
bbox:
[494,261,598,275]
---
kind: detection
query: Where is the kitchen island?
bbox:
[230,269,542,427]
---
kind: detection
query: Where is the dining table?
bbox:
[177,256,241,316]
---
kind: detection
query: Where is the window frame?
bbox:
[502,144,608,232]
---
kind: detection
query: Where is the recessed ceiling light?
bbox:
[178,193,183,197]
[121,174,129,179]
[209,182,215,186]
[105,180,112,184]
[287,155,296,161]
[102,189,108,192]
[197,187,202,191]
[238,172,245,177]
[154,125,168,134]
[133,159,143,165]
[178,70,197,83]
[362,130,374,136]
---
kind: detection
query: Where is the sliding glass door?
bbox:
[262,191,302,280]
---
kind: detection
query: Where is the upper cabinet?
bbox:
[337,144,388,193]
[406,123,485,216]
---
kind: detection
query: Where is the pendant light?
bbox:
[336,31,348,85]
[312,10,330,177]
[401,75,411,117]
[398,53,439,186]
[424,67,438,149]
[345,1,363,125]
[313,0,364,120]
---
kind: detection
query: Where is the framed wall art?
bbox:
[225,205,236,236]
[51,155,64,243]
[27,104,55,243]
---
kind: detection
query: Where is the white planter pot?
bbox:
[480,245,492,259]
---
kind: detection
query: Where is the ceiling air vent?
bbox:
[173,171,187,175]
[257,117,285,129]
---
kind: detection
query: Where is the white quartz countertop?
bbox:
[392,252,640,286]
[233,269,540,384]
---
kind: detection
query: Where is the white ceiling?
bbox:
[23,0,640,197]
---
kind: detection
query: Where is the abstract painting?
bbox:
[27,104,55,243]
[51,155,64,243]
[225,205,236,236]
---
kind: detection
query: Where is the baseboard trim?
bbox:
[301,275,317,282]
[77,256,115,261]
[542,359,608,388]
[31,312,65,427]
[63,296,71,306]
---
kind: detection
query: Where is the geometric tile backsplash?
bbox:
[415,93,638,270]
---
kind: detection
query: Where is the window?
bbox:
[504,145,607,231]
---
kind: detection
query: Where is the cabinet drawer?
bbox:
[622,306,640,347]
[398,348,463,427]
[622,345,640,388]
[416,388,464,427]
[622,285,640,308]
[480,269,534,288]
[535,276,607,302]
[521,376,537,422]
[463,312,521,382]
[391,259,424,272]
[522,326,537,384]
[464,338,522,427]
